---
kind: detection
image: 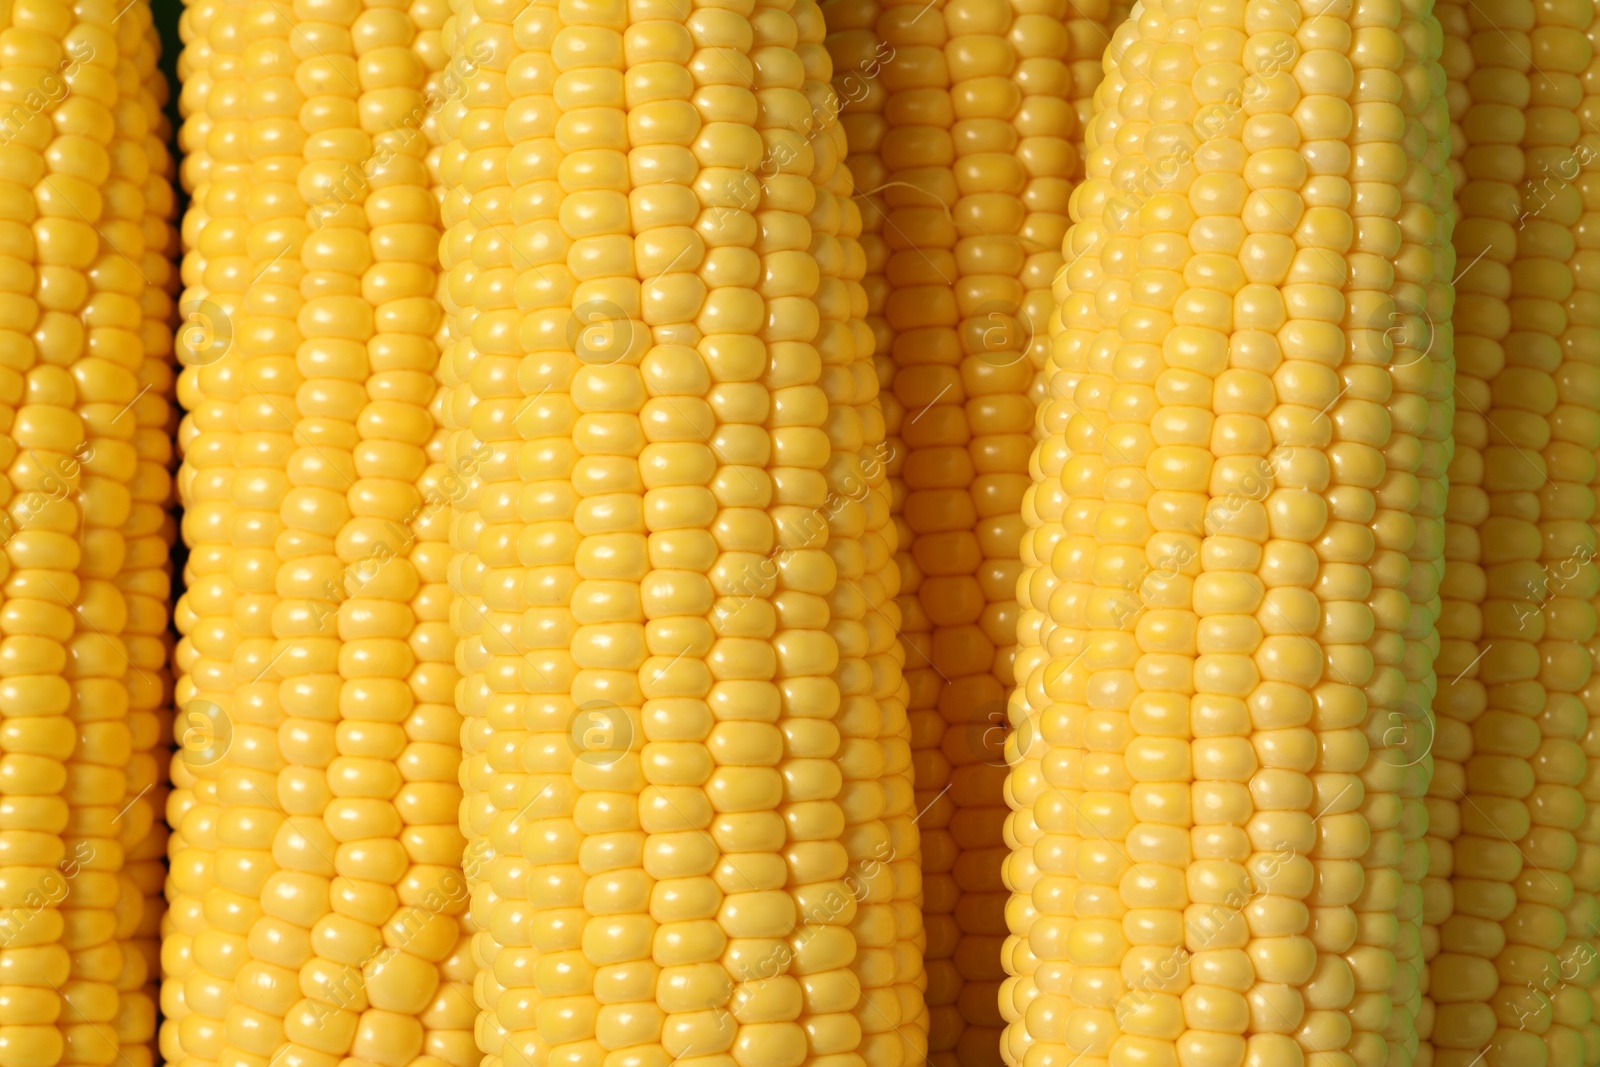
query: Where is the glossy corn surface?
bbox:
[818,0,1116,1061]
[166,3,466,1067]
[435,0,918,1066]
[1008,3,1457,1067]
[0,3,180,1067]
[1426,1,1598,1066]
[1003,14,1144,1064]
[118,8,181,1067]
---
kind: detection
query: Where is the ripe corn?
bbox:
[0,0,170,1064]
[429,0,506,1063]
[1008,2,1457,1067]
[1012,0,1121,417]
[409,4,482,1067]
[1427,2,1598,1066]
[168,2,465,1067]
[819,0,1116,1060]
[1001,10,1142,1064]
[1418,0,1470,1058]
[437,0,921,1063]
[794,3,926,1061]
[116,7,181,1067]
[1002,9,1155,1067]
[45,8,157,1067]
[166,0,241,1063]
[107,4,182,1062]
[817,10,934,1066]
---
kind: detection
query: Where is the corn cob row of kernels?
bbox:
[221,7,464,1067]
[1011,0,1110,410]
[1006,0,1465,1066]
[1554,9,1600,1062]
[999,10,1143,1067]
[175,0,214,281]
[0,3,172,1065]
[1529,1,1600,1061]
[435,5,575,1067]
[1427,3,1595,1067]
[1391,1,1455,1059]
[119,12,180,1067]
[793,0,923,1059]
[15,0,160,1063]
[713,0,865,1059]
[573,0,683,1060]
[53,7,147,1067]
[1343,1,1452,1063]
[410,4,482,1062]
[208,1,298,1062]
[818,11,932,1060]
[166,0,248,1063]
[795,0,887,1058]
[1419,1,1471,1056]
[1395,4,1459,1062]
[0,1,98,1064]
[404,3,481,1059]
[1278,0,1438,1056]
[821,0,1035,1060]
[255,5,461,1067]
[428,0,501,1065]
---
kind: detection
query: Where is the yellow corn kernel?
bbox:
[1427,1,1596,1066]
[1012,4,1454,1067]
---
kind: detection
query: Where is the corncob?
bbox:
[165,0,240,1063]
[1418,0,1470,1057]
[431,4,523,1067]
[1009,3,1456,1067]
[0,2,158,1065]
[819,0,1116,1060]
[116,7,181,1067]
[1428,2,1597,1067]
[409,2,482,1065]
[168,4,465,1067]
[790,3,924,1062]
[1001,8,1142,1063]
[816,10,935,1067]
[49,8,153,1067]
[438,0,921,1064]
